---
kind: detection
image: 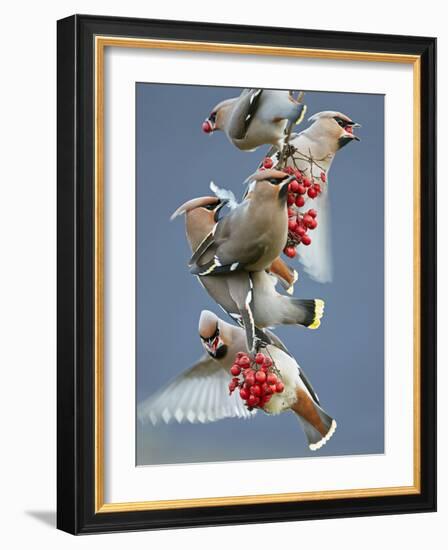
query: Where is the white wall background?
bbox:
[0,0,443,547]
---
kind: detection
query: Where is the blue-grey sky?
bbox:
[136,83,384,466]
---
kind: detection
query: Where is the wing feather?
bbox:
[298,187,333,283]
[138,356,256,425]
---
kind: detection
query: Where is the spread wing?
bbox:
[137,355,256,425]
[227,89,263,140]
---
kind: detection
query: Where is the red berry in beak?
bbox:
[262,157,274,169]
[202,120,213,133]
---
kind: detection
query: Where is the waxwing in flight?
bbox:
[202,89,306,152]
[138,311,336,451]
[264,111,361,283]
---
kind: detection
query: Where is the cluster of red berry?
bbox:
[284,208,318,257]
[261,159,326,258]
[228,352,285,410]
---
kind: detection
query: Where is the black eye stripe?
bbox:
[334,116,354,127]
[201,324,219,342]
[267,176,289,185]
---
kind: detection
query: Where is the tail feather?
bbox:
[295,406,337,451]
[288,298,325,329]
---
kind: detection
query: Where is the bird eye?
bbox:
[209,112,217,122]
[267,176,289,185]
[334,117,345,127]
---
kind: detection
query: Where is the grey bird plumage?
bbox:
[137,311,336,450]
[170,173,325,353]
[203,89,306,151]
[189,169,291,276]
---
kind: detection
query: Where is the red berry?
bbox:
[295,195,305,208]
[307,186,318,199]
[320,171,326,183]
[301,234,312,246]
[245,375,255,386]
[313,183,321,194]
[267,373,277,385]
[228,381,237,393]
[296,225,306,237]
[303,178,311,188]
[308,209,317,218]
[255,353,265,365]
[202,121,213,133]
[251,384,262,397]
[263,157,274,169]
[239,388,249,400]
[287,207,295,217]
[255,371,267,383]
[276,382,285,393]
[303,214,314,227]
[260,382,269,393]
[284,166,294,175]
[238,355,251,368]
[247,395,260,407]
[230,365,241,376]
[297,184,306,195]
[294,170,302,180]
[269,384,278,394]
[263,357,272,368]
[307,218,318,230]
[287,194,296,206]
[288,219,298,232]
[284,246,297,258]
[289,180,299,193]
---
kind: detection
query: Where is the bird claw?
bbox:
[253,337,268,353]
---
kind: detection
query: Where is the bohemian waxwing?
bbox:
[188,169,291,276]
[202,89,306,151]
[265,111,361,283]
[137,311,336,451]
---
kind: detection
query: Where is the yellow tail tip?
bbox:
[308,299,325,330]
